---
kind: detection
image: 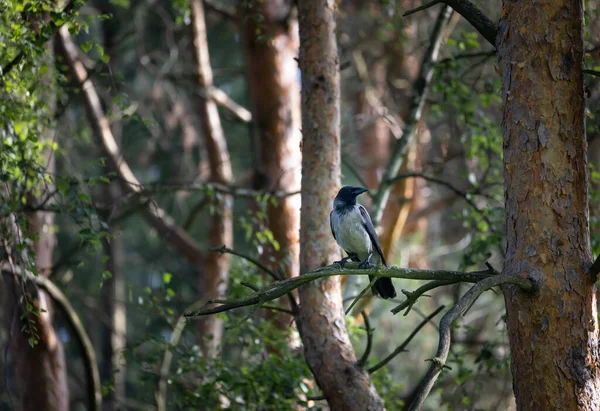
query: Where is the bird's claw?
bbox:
[334,256,351,268]
[358,260,375,269]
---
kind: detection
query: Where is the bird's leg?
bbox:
[334,253,358,268]
[358,252,375,269]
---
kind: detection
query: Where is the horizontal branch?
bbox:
[407,273,535,410]
[121,179,300,199]
[184,263,533,318]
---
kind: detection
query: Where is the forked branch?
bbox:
[407,273,536,410]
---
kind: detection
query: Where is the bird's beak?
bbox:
[354,187,368,195]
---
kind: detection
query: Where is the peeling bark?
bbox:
[296,1,385,409]
[498,1,600,408]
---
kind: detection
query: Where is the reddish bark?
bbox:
[241,0,302,330]
[499,1,600,408]
[296,1,385,409]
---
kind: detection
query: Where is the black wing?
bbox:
[358,205,387,266]
[329,210,336,241]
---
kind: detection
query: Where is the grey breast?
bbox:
[334,205,372,259]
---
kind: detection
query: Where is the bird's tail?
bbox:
[372,277,396,299]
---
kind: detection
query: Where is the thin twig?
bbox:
[357,310,373,368]
[209,246,298,314]
[210,246,280,281]
[407,273,535,411]
[391,280,456,315]
[389,172,495,230]
[369,305,445,373]
[403,0,441,17]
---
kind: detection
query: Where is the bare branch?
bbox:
[209,246,279,281]
[371,6,453,226]
[184,263,533,318]
[57,26,205,265]
[200,86,252,123]
[208,246,299,314]
[407,273,535,411]
[443,0,497,47]
[120,179,300,199]
[584,69,600,77]
[391,280,456,315]
[389,171,495,229]
[368,306,445,373]
[403,0,441,17]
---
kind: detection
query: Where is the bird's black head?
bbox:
[334,186,368,207]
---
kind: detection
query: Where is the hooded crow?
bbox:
[330,186,396,299]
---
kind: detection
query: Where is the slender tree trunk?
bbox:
[190,0,233,356]
[498,0,600,408]
[100,183,127,411]
[241,0,302,330]
[296,1,385,409]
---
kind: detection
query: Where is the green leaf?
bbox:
[81,42,93,53]
[163,272,172,284]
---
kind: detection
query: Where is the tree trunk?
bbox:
[190,0,233,356]
[100,183,127,411]
[241,0,302,331]
[296,1,385,409]
[498,1,600,408]
[5,37,70,411]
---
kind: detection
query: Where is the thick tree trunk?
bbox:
[296,1,385,409]
[498,1,600,408]
[242,0,301,329]
[190,0,233,356]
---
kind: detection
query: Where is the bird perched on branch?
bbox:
[329,186,396,299]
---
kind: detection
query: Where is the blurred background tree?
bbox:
[1,0,600,410]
